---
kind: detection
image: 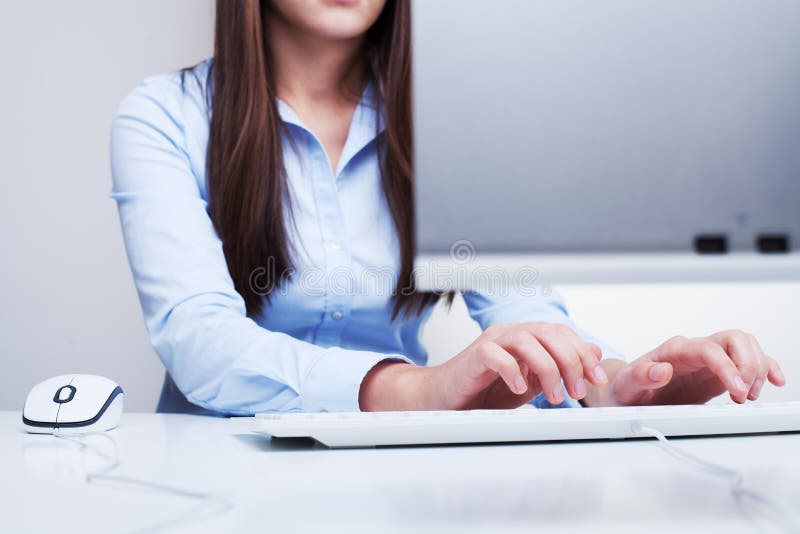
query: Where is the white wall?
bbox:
[1,2,797,412]
[0,1,214,411]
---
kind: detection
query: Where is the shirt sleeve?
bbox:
[110,75,407,415]
[461,288,625,408]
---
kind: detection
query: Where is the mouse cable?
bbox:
[53,430,233,534]
[633,424,800,533]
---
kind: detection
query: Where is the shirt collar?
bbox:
[277,81,386,175]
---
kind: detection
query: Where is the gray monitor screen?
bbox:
[413,0,800,259]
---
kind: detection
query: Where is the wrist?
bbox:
[359,361,433,411]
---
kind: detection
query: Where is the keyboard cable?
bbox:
[633,423,800,533]
[52,429,233,533]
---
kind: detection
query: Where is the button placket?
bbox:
[310,146,353,346]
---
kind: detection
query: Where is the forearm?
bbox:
[158,312,397,414]
[582,359,626,407]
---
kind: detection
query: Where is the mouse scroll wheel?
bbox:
[54,385,76,404]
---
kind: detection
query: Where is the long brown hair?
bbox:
[205,0,442,319]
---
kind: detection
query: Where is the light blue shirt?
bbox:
[110,59,622,415]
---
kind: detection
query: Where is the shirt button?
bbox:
[331,310,344,321]
[330,241,343,251]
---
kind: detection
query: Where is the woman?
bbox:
[111,0,784,415]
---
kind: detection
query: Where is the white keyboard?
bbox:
[253,402,800,448]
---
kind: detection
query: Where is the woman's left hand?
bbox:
[607,331,786,405]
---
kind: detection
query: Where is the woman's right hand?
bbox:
[359,323,609,411]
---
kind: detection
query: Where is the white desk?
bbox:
[2,411,798,533]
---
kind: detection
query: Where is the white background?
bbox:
[1,1,797,412]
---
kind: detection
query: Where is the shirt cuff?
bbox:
[300,348,412,412]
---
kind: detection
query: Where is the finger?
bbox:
[711,331,764,398]
[746,335,787,397]
[613,361,673,405]
[667,338,748,403]
[519,361,530,380]
[745,334,787,388]
[767,356,787,387]
[499,330,565,404]
[711,330,769,402]
[745,334,770,400]
[528,324,587,400]
[748,378,765,401]
[478,342,528,395]
[631,361,674,390]
[577,342,607,387]
[481,324,511,341]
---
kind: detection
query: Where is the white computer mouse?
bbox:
[22,374,124,434]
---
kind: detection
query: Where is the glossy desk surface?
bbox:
[1,412,798,533]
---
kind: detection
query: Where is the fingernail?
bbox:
[749,378,764,399]
[593,365,608,384]
[776,368,786,382]
[734,375,747,392]
[514,376,527,394]
[574,378,587,398]
[551,385,565,403]
[648,364,667,381]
